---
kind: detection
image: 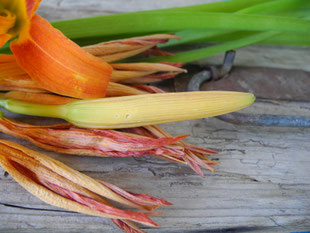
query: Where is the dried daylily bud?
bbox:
[111,62,186,84]
[0,111,217,176]
[0,113,187,157]
[83,34,180,62]
[0,140,171,232]
[124,125,218,177]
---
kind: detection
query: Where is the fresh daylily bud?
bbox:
[0,91,255,129]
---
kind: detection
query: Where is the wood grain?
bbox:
[1,1,310,233]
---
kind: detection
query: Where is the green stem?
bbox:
[142,31,278,63]
[0,99,64,118]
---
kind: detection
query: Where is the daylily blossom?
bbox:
[0,0,112,99]
[0,140,171,232]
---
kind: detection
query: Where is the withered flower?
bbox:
[0,140,171,232]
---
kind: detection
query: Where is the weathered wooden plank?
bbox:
[1,1,310,233]
[37,0,219,21]
[1,113,310,232]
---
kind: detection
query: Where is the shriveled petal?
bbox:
[134,125,218,177]
[84,34,180,62]
[84,34,180,56]
[112,62,186,73]
[120,72,181,84]
[112,219,144,233]
[10,14,113,99]
[132,85,167,94]
[100,181,172,211]
[111,62,186,83]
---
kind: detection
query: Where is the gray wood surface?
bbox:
[1,1,310,233]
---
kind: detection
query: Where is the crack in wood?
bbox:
[0,202,74,214]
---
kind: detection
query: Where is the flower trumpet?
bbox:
[0,91,255,129]
[0,140,171,232]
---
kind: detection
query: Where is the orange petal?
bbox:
[0,54,28,77]
[10,14,113,99]
[25,0,42,18]
[0,33,11,47]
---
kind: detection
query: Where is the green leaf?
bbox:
[141,31,278,63]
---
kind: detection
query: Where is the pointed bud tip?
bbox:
[245,93,256,107]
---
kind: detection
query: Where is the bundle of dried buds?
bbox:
[0,140,171,232]
[0,111,217,177]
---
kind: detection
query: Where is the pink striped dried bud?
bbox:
[0,113,217,177]
[0,140,171,232]
[83,34,180,62]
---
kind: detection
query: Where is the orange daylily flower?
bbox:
[0,0,113,99]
